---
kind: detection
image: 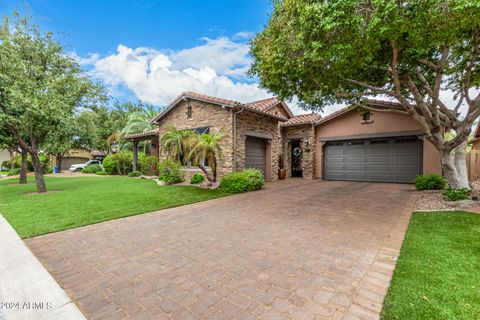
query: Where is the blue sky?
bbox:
[0,1,305,111]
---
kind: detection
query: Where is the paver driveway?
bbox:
[26,180,415,320]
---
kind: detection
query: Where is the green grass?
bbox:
[0,176,225,238]
[382,211,480,320]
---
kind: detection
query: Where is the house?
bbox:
[52,148,107,171]
[0,149,10,170]
[130,91,442,183]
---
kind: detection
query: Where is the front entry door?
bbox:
[291,140,303,177]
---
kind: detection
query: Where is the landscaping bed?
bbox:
[382,211,480,320]
[0,176,225,238]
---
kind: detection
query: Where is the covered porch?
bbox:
[124,129,159,171]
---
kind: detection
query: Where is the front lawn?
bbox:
[382,211,480,320]
[0,176,225,238]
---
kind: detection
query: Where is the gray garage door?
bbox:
[245,136,266,175]
[62,157,90,171]
[324,136,422,183]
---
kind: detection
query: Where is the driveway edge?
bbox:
[0,214,85,320]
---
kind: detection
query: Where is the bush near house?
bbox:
[190,173,205,184]
[220,169,265,193]
[9,153,51,174]
[158,159,184,184]
[95,171,108,175]
[128,171,142,177]
[139,155,158,176]
[81,164,103,174]
[414,173,447,191]
[442,188,471,201]
[102,152,133,175]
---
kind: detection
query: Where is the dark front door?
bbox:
[291,140,303,177]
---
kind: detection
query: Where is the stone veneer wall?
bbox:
[156,100,234,179]
[282,124,316,179]
[235,110,282,181]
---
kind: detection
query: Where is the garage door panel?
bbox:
[325,136,422,183]
[245,137,266,175]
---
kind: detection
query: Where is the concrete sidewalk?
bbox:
[0,214,85,320]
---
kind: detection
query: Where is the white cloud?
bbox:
[83,38,272,107]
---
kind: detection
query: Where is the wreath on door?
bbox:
[293,147,302,157]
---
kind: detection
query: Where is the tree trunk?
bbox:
[198,164,214,183]
[212,158,217,183]
[56,154,63,173]
[30,152,47,193]
[453,141,470,189]
[439,144,470,189]
[19,149,28,184]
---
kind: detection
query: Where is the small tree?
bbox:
[188,132,223,183]
[250,0,480,188]
[161,126,195,164]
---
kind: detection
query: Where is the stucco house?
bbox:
[128,91,442,183]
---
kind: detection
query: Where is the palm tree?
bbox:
[188,132,223,183]
[120,105,159,153]
[161,126,195,164]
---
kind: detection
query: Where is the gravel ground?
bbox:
[414,182,480,211]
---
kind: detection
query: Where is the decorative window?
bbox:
[187,105,193,120]
[361,111,373,124]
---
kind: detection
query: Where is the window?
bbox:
[362,111,371,122]
[186,105,193,120]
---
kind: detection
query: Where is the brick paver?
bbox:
[26,180,415,320]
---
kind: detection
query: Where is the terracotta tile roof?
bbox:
[151,91,289,123]
[282,113,321,127]
[123,128,159,140]
[246,97,280,111]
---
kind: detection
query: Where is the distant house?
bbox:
[51,148,107,171]
[0,149,10,170]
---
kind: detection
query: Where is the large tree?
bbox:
[0,14,102,192]
[250,0,480,188]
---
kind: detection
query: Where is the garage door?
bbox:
[245,136,266,175]
[62,157,90,171]
[324,136,422,183]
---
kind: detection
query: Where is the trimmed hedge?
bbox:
[414,173,447,191]
[158,159,184,184]
[128,171,142,177]
[220,168,264,193]
[139,155,158,176]
[190,173,205,184]
[81,164,103,174]
[102,152,133,175]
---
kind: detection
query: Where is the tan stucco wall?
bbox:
[157,100,234,179]
[314,110,442,179]
[235,110,282,181]
[282,125,316,179]
[0,149,10,169]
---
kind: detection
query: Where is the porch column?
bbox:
[133,140,139,172]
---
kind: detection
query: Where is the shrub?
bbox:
[81,163,103,174]
[101,152,133,175]
[443,188,471,201]
[158,159,184,184]
[220,168,265,193]
[7,168,20,176]
[139,155,158,176]
[11,153,51,173]
[95,171,108,175]
[414,173,447,191]
[128,171,142,177]
[190,173,205,184]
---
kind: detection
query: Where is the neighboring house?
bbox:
[131,91,442,183]
[51,148,107,171]
[0,149,10,170]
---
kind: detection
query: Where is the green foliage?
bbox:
[414,174,447,191]
[7,168,20,176]
[188,132,223,182]
[95,171,107,175]
[101,152,133,175]
[250,0,480,108]
[442,188,471,201]
[81,164,103,174]
[128,171,142,177]
[220,169,265,193]
[190,173,205,184]
[158,159,184,184]
[11,153,51,174]
[161,126,195,164]
[138,155,158,176]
